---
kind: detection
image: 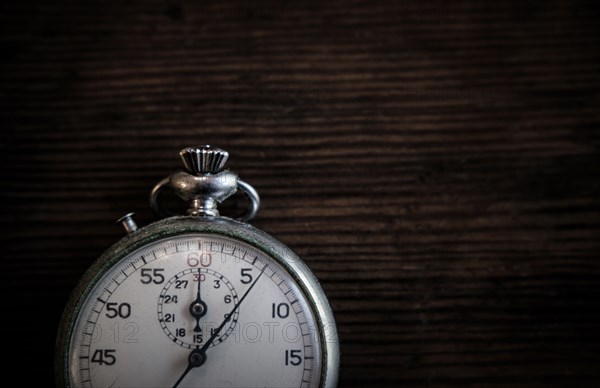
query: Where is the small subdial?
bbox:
[158,268,239,349]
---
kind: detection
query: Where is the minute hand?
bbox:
[200,263,267,352]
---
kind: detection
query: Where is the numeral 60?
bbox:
[187,253,212,267]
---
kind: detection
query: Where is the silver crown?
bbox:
[179,145,229,175]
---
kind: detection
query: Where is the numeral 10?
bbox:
[271,302,290,319]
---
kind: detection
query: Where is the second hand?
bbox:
[172,263,268,388]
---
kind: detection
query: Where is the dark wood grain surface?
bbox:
[2,0,600,386]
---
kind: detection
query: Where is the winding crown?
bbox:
[179,145,229,175]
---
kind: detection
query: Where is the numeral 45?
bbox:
[91,349,116,366]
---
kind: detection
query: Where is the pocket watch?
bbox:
[56,146,339,388]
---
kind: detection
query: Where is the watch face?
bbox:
[65,233,323,388]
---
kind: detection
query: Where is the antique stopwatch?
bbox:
[56,146,339,388]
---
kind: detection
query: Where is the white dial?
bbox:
[67,234,322,388]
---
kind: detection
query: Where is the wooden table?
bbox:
[1,0,599,386]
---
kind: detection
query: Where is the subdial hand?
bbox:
[189,269,207,333]
[172,264,267,388]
